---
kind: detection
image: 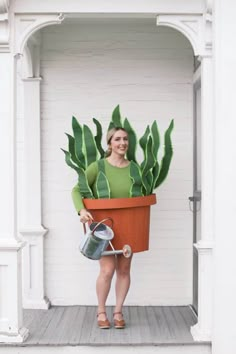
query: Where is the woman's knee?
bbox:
[99,257,115,281]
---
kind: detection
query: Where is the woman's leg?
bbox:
[96,255,116,321]
[114,254,133,320]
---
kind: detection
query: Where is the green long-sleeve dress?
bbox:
[72,158,132,213]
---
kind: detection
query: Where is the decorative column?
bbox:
[190,55,213,342]
[212,1,236,353]
[191,4,214,341]
[157,9,214,342]
[19,76,50,309]
[0,2,28,343]
[13,12,64,311]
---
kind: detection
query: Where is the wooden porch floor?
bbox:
[11,305,200,346]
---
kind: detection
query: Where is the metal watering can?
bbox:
[79,218,132,260]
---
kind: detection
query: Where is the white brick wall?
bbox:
[40,19,193,305]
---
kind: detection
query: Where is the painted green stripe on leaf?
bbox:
[112,104,122,127]
[123,118,137,162]
[155,119,174,188]
[83,124,98,167]
[61,149,80,176]
[93,118,105,158]
[65,133,83,168]
[151,120,160,158]
[96,171,111,199]
[77,167,94,199]
[129,161,143,197]
[139,126,150,169]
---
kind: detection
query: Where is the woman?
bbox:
[72,127,132,329]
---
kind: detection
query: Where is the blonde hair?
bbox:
[105,127,128,157]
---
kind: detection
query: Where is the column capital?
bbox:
[14,13,64,55]
[0,0,9,51]
[156,13,212,57]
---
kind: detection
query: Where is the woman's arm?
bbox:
[71,161,98,222]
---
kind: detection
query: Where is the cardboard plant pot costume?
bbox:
[62,105,174,254]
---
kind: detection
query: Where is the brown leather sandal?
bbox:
[113,312,126,329]
[97,312,110,329]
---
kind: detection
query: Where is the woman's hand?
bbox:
[79,208,93,223]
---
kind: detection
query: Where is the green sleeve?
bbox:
[71,162,98,213]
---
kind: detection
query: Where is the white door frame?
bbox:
[2,8,214,342]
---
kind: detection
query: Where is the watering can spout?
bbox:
[101,245,132,258]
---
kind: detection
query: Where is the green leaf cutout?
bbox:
[95,171,110,199]
[112,104,123,127]
[129,161,143,197]
[151,121,160,159]
[77,167,94,199]
[83,124,98,167]
[61,149,80,176]
[141,136,156,195]
[123,118,137,162]
[93,118,105,158]
[139,125,150,170]
[72,116,85,169]
[65,133,83,167]
[155,119,174,188]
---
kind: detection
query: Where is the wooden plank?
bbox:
[169,306,193,343]
[78,306,97,344]
[40,306,66,345]
[136,306,153,343]
[23,310,47,345]
[128,306,143,344]
[178,306,197,329]
[153,306,172,341]
[108,306,131,345]
[51,306,80,345]
[68,306,87,344]
[145,306,162,343]
[27,307,57,344]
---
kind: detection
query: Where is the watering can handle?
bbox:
[82,217,114,235]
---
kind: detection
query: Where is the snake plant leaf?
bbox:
[83,124,98,167]
[155,119,174,188]
[77,167,94,199]
[123,118,137,162]
[151,121,160,159]
[65,133,83,167]
[145,170,154,195]
[112,104,123,127]
[93,118,105,158]
[141,136,156,195]
[61,149,80,176]
[129,161,143,197]
[72,116,86,169]
[95,171,111,199]
[139,125,150,170]
[152,161,160,193]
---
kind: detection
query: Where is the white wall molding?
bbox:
[156,14,212,57]
[191,241,213,341]
[20,227,50,309]
[19,76,50,309]
[14,13,64,55]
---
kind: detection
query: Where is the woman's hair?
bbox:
[105,127,128,157]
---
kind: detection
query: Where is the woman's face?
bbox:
[109,130,129,156]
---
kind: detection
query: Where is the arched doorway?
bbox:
[16,12,213,342]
